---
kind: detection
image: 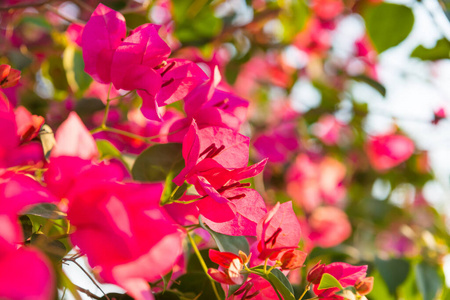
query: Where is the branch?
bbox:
[44,4,86,24]
[0,0,58,10]
[74,284,102,300]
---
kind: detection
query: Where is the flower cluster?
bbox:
[3,0,443,298]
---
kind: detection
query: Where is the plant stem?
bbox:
[73,284,102,300]
[186,231,222,300]
[67,259,110,300]
[101,83,113,128]
[298,282,311,300]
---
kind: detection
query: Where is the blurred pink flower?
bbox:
[312,114,348,146]
[301,206,352,250]
[287,154,346,212]
[0,238,55,300]
[311,0,344,20]
[365,133,414,171]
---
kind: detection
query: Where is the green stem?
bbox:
[186,231,222,300]
[101,83,113,128]
[90,125,184,144]
[298,282,311,300]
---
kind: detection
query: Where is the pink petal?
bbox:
[156,58,208,106]
[51,112,99,160]
[0,245,55,300]
[203,188,267,236]
[82,3,126,83]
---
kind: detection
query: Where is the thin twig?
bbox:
[0,0,58,10]
[74,284,102,300]
[71,0,94,12]
[44,4,86,24]
[67,260,110,300]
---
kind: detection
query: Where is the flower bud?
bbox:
[355,276,374,295]
[280,250,307,270]
[307,261,325,284]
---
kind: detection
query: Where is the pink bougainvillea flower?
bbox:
[163,194,200,226]
[51,111,99,160]
[312,114,347,146]
[301,206,352,250]
[234,54,292,99]
[200,187,267,236]
[66,23,84,47]
[0,172,57,245]
[0,99,44,168]
[293,18,333,57]
[82,3,126,84]
[14,106,44,143]
[111,23,171,120]
[256,202,302,260]
[169,67,248,141]
[0,238,55,300]
[365,133,414,171]
[286,154,346,212]
[312,263,368,299]
[0,64,21,89]
[311,0,345,20]
[208,249,245,285]
[229,273,280,300]
[68,181,183,300]
[173,122,267,227]
[44,156,125,201]
[173,121,250,186]
[155,58,208,106]
[253,121,299,163]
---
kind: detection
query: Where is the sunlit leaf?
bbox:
[364,3,414,53]
[199,217,250,255]
[411,38,450,61]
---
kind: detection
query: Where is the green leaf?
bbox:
[96,139,122,159]
[131,143,186,204]
[63,45,92,96]
[352,75,386,97]
[58,269,82,300]
[19,215,33,241]
[317,273,344,291]
[39,124,56,160]
[24,203,66,219]
[172,272,225,300]
[99,293,133,300]
[364,3,414,53]
[199,217,250,255]
[375,257,410,295]
[172,0,223,44]
[162,270,174,292]
[250,266,296,300]
[411,38,450,61]
[369,271,395,300]
[415,261,442,300]
[154,291,182,300]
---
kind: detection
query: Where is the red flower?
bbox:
[0,64,21,89]
[208,249,246,285]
